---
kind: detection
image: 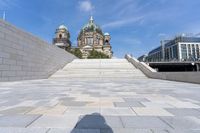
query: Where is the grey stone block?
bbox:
[166,108,200,117]
[0,58,2,64]
[124,98,150,102]
[114,102,145,107]
[0,65,9,71]
[109,128,152,133]
[0,128,48,133]
[3,59,16,65]
[9,65,22,71]
[49,128,100,133]
[160,116,200,130]
[120,116,171,129]
[152,129,200,133]
[0,31,5,38]
[0,115,41,127]
[0,52,10,58]
[0,20,76,82]
[2,71,16,77]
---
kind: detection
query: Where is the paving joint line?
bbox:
[45,128,51,133]
[158,116,174,129]
[25,114,43,128]
[119,116,125,128]
[130,107,138,116]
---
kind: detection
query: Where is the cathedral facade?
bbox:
[53,16,113,58]
[77,16,113,58]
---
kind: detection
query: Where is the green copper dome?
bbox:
[78,16,103,39]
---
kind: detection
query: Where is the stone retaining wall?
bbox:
[0,20,77,82]
[125,54,200,84]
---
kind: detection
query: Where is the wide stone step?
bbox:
[59,69,140,72]
[50,59,147,79]
[72,59,128,63]
[53,73,144,76]
[55,68,141,72]
[63,66,135,69]
[51,74,146,78]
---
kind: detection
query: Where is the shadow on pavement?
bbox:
[71,113,113,133]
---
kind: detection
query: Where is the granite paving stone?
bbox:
[101,108,136,116]
[160,116,200,130]
[48,128,100,133]
[0,128,48,133]
[133,107,174,116]
[107,128,152,133]
[0,115,41,127]
[0,107,34,115]
[29,115,79,128]
[0,59,200,132]
[114,102,145,107]
[165,108,200,117]
[120,116,172,129]
[64,107,100,115]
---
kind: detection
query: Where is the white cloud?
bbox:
[78,0,94,13]
[102,16,144,29]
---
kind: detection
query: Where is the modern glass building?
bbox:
[146,36,200,62]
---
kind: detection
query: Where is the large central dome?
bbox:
[77,16,113,59]
[78,16,103,38]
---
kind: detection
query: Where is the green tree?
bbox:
[88,49,109,59]
[67,48,82,59]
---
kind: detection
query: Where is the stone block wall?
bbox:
[0,19,77,82]
[125,54,200,84]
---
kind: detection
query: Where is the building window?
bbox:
[172,45,178,59]
[96,36,100,45]
[170,47,173,59]
[181,44,187,60]
[188,44,191,58]
[192,44,196,59]
[59,34,62,39]
[165,48,169,61]
[87,37,93,46]
[197,45,200,59]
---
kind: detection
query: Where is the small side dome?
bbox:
[104,32,110,36]
[58,25,68,30]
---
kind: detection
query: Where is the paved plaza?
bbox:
[0,59,200,133]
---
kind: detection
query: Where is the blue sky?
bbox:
[1,0,200,58]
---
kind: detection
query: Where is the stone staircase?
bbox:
[50,59,147,79]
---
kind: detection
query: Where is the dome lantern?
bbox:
[58,25,68,31]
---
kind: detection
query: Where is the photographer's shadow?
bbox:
[71,113,113,133]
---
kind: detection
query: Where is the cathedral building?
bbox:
[77,16,113,58]
[53,25,71,50]
[53,16,113,58]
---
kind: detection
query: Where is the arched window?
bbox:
[59,34,62,39]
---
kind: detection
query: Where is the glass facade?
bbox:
[197,45,200,58]
[192,44,196,58]
[172,45,178,59]
[146,36,200,62]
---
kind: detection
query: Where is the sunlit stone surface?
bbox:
[0,59,200,133]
